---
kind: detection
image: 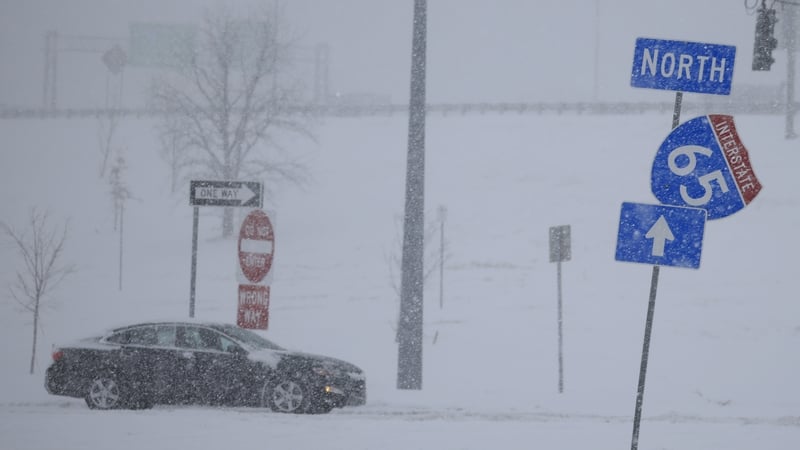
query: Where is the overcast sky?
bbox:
[0,0,791,107]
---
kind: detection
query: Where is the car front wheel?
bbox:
[85,375,123,410]
[263,379,310,414]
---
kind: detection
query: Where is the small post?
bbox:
[189,206,199,318]
[549,225,571,394]
[556,258,564,394]
[118,203,124,291]
[438,205,446,309]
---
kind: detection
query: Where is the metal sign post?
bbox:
[615,203,707,450]
[188,180,263,318]
[548,225,571,394]
[189,206,199,317]
[624,36,739,450]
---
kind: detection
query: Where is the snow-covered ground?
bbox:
[0,111,798,449]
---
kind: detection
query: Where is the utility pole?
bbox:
[397,0,427,391]
[788,41,797,139]
[783,4,798,139]
[314,43,330,105]
[43,31,58,109]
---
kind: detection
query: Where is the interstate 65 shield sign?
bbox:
[651,115,762,220]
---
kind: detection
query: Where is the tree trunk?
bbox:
[30,297,39,375]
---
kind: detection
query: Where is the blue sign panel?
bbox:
[615,202,706,269]
[631,38,736,95]
[651,115,762,220]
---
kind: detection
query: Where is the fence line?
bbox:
[0,101,796,120]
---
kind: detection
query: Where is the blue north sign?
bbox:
[631,38,736,95]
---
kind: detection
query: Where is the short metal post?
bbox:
[189,206,199,318]
[630,265,660,450]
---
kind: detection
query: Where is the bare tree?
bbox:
[108,151,132,231]
[151,4,314,236]
[96,112,119,178]
[97,57,126,178]
[156,114,192,194]
[386,208,451,341]
[2,209,75,374]
[109,152,133,291]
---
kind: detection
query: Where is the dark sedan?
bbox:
[45,321,366,414]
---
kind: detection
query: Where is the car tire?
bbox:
[85,374,125,410]
[263,378,310,414]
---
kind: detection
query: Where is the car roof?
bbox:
[107,319,234,333]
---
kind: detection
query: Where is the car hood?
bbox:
[249,348,363,377]
[289,351,363,373]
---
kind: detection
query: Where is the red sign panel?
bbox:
[708,114,763,205]
[237,284,269,329]
[238,210,274,284]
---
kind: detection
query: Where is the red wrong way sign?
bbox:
[237,284,269,329]
[238,209,274,284]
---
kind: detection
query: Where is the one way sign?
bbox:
[190,180,263,208]
[615,202,707,269]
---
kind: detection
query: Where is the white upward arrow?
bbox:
[645,215,674,257]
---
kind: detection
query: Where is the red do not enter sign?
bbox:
[238,210,274,284]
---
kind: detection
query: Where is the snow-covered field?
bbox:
[0,111,798,449]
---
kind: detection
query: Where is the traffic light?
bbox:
[752,4,778,71]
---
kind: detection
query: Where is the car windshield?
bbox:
[214,324,284,351]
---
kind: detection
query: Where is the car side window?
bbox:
[105,326,157,346]
[105,331,127,344]
[219,335,242,354]
[177,326,224,352]
[155,325,176,347]
[177,327,202,349]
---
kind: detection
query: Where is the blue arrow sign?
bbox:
[615,202,707,269]
[631,38,736,95]
[651,115,762,219]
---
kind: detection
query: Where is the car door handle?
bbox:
[180,351,194,359]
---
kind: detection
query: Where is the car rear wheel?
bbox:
[263,379,310,414]
[85,375,123,410]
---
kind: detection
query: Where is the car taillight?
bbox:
[51,349,63,362]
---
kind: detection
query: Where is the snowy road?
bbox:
[2,399,799,450]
